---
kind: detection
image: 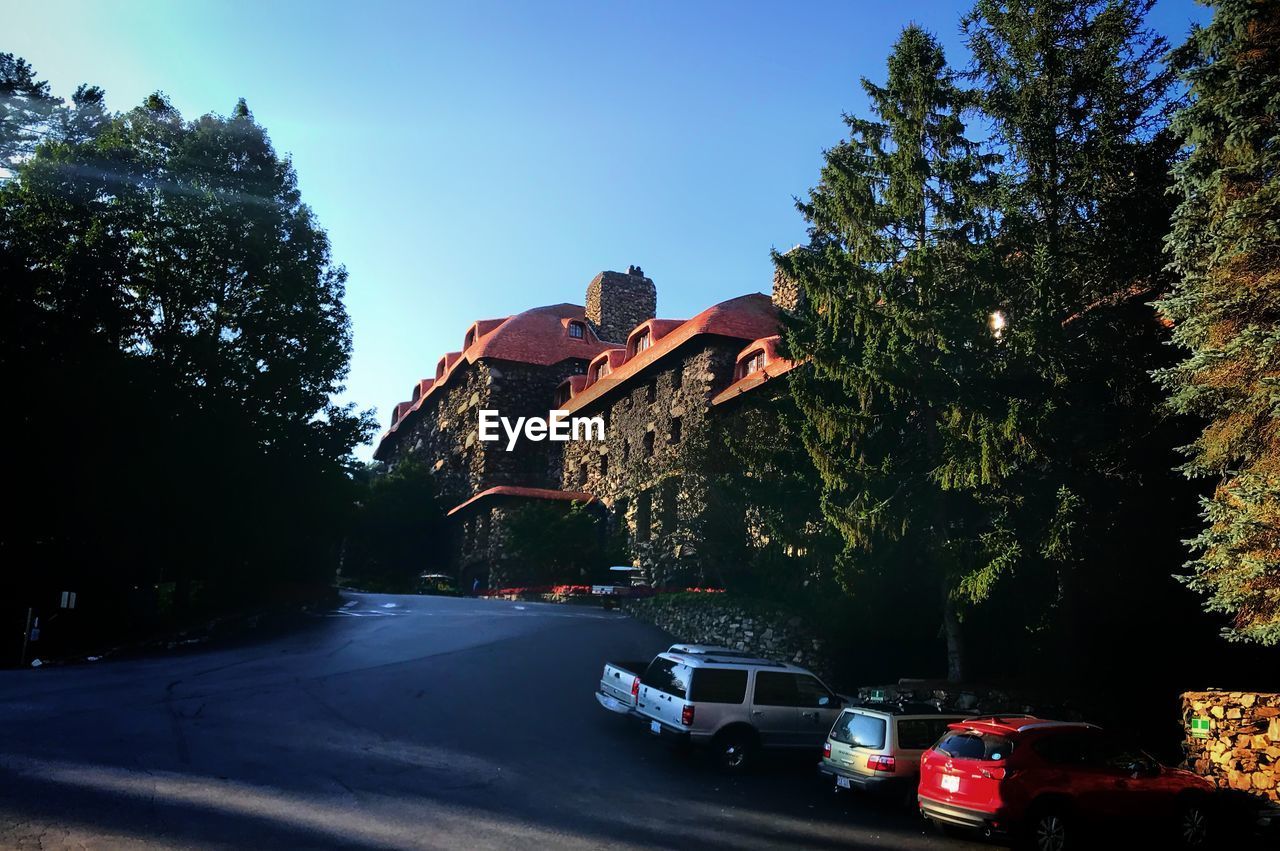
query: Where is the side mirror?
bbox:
[818,695,830,707]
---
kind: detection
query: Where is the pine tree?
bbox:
[963,0,1181,664]
[0,53,58,170]
[1157,0,1280,645]
[780,26,1010,681]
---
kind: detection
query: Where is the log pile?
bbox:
[1182,690,1280,803]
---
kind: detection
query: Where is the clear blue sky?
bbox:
[9,0,1209,459]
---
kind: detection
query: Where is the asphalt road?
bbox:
[0,592,991,850]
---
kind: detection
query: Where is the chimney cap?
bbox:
[627,264,645,277]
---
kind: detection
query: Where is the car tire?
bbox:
[1176,798,1212,849]
[1024,803,1072,851]
[712,728,756,773]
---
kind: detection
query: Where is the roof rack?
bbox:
[964,714,1037,724]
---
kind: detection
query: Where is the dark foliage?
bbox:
[0,66,373,661]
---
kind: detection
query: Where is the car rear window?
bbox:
[897,718,957,750]
[641,657,690,699]
[689,668,748,704]
[934,731,1013,761]
[830,711,887,749]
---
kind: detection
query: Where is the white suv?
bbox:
[634,646,845,771]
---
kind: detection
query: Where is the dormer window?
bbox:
[739,349,766,379]
[632,329,652,356]
[464,328,476,349]
[554,384,572,407]
[593,360,612,382]
[568,321,585,340]
[436,358,447,379]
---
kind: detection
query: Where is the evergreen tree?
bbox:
[1157,0,1280,645]
[780,26,1008,681]
[963,0,1182,665]
[0,53,58,169]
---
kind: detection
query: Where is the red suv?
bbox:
[917,715,1216,849]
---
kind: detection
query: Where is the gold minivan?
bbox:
[820,704,969,802]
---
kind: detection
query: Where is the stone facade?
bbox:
[623,594,832,681]
[1182,690,1280,803]
[375,264,801,588]
[771,265,803,314]
[585,268,657,343]
[557,341,742,586]
[383,358,590,506]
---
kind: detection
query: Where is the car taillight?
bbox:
[681,704,695,726]
[981,765,1011,780]
[823,742,832,759]
[867,755,896,772]
[631,676,640,697]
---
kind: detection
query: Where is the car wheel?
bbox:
[1025,804,1071,851]
[712,729,755,773]
[1177,799,1211,848]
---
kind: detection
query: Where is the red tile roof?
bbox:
[374,303,621,459]
[711,335,801,405]
[446,485,596,517]
[559,293,779,414]
[412,378,435,402]
[625,318,686,355]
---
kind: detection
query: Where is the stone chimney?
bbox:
[771,247,806,313]
[585,266,657,343]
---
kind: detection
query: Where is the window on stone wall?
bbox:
[616,496,629,539]
[622,439,630,461]
[739,349,766,379]
[578,461,589,488]
[636,491,651,543]
[570,359,587,375]
[670,416,682,445]
[646,382,656,404]
[599,453,608,479]
[643,431,655,457]
[477,514,489,549]
[661,479,677,531]
[568,321,585,339]
[671,366,683,390]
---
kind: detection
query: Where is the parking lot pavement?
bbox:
[0,592,990,849]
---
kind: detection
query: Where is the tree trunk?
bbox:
[942,582,966,682]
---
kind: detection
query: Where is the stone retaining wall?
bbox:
[622,595,831,680]
[1182,690,1280,803]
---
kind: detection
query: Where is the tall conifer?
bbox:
[1158,0,1280,644]
[780,27,1008,681]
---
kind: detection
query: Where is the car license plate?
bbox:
[940,774,960,793]
[836,776,852,789]
[650,720,661,735]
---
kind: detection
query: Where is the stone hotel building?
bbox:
[373,265,799,587]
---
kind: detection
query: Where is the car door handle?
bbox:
[801,711,817,719]
[751,710,764,716]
